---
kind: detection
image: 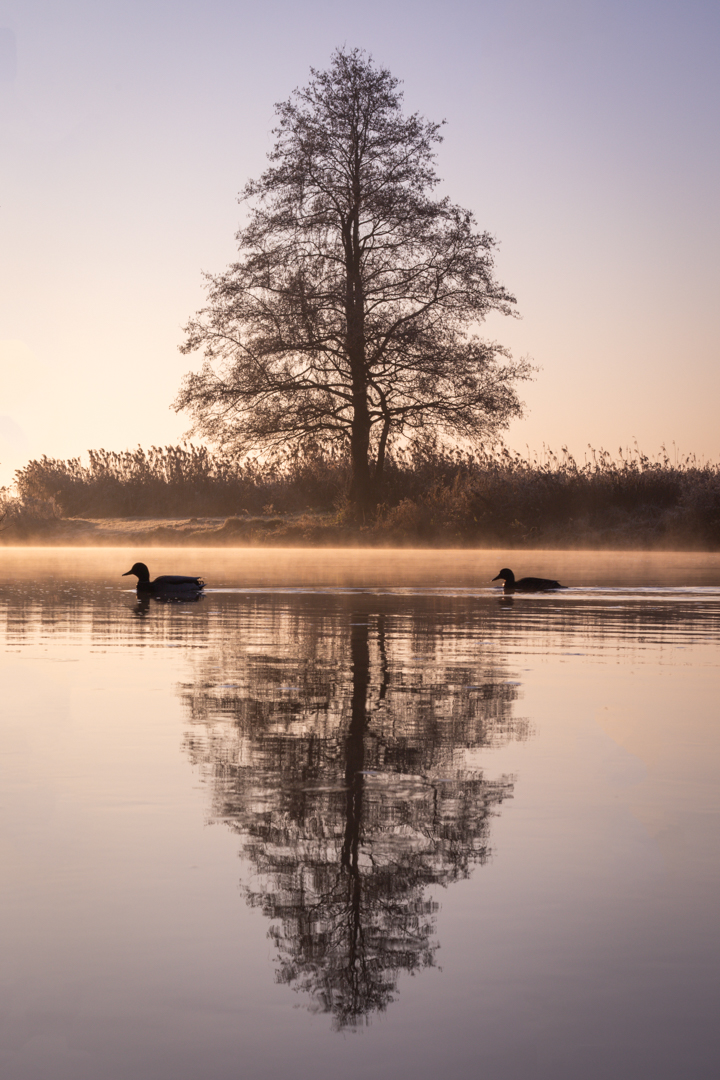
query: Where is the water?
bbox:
[1,548,719,1079]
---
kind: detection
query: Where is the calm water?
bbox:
[2,548,719,1079]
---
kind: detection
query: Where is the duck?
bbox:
[122,562,206,595]
[492,568,564,592]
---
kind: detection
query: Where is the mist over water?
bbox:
[2,549,719,1078]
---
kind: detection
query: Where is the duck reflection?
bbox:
[130,592,205,618]
[180,600,527,1028]
[131,595,152,618]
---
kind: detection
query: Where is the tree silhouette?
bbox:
[176,47,532,514]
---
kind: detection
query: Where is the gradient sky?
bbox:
[1,0,718,487]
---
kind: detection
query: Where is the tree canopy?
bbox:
[176,47,532,512]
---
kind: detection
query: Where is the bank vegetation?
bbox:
[2,442,719,549]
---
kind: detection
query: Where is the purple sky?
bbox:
[1,0,718,484]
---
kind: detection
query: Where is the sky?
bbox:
[1,0,718,487]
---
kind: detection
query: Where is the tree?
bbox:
[176,47,532,514]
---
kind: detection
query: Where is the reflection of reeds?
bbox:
[3,441,720,547]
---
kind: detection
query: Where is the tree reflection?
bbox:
[179,598,527,1027]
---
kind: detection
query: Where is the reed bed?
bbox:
[8,444,347,518]
[3,443,720,548]
[376,445,720,548]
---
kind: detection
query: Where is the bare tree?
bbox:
[176,47,532,514]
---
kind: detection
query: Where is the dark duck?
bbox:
[492,568,564,593]
[122,562,206,595]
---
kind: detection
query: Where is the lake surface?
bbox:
[2,547,719,1079]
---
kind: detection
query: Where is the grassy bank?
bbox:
[2,443,720,549]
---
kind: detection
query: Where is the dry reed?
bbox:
[3,442,719,548]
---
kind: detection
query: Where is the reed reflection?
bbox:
[180,597,527,1028]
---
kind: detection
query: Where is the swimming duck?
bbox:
[492,568,564,592]
[122,562,205,594]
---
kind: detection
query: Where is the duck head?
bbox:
[492,568,515,585]
[122,562,151,583]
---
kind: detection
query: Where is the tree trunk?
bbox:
[349,389,372,517]
[374,413,392,487]
[344,160,373,518]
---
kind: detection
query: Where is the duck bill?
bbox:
[492,574,502,581]
[122,570,133,577]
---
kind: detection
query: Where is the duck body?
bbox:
[122,562,205,595]
[492,568,564,593]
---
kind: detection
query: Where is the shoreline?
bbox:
[1,513,719,551]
